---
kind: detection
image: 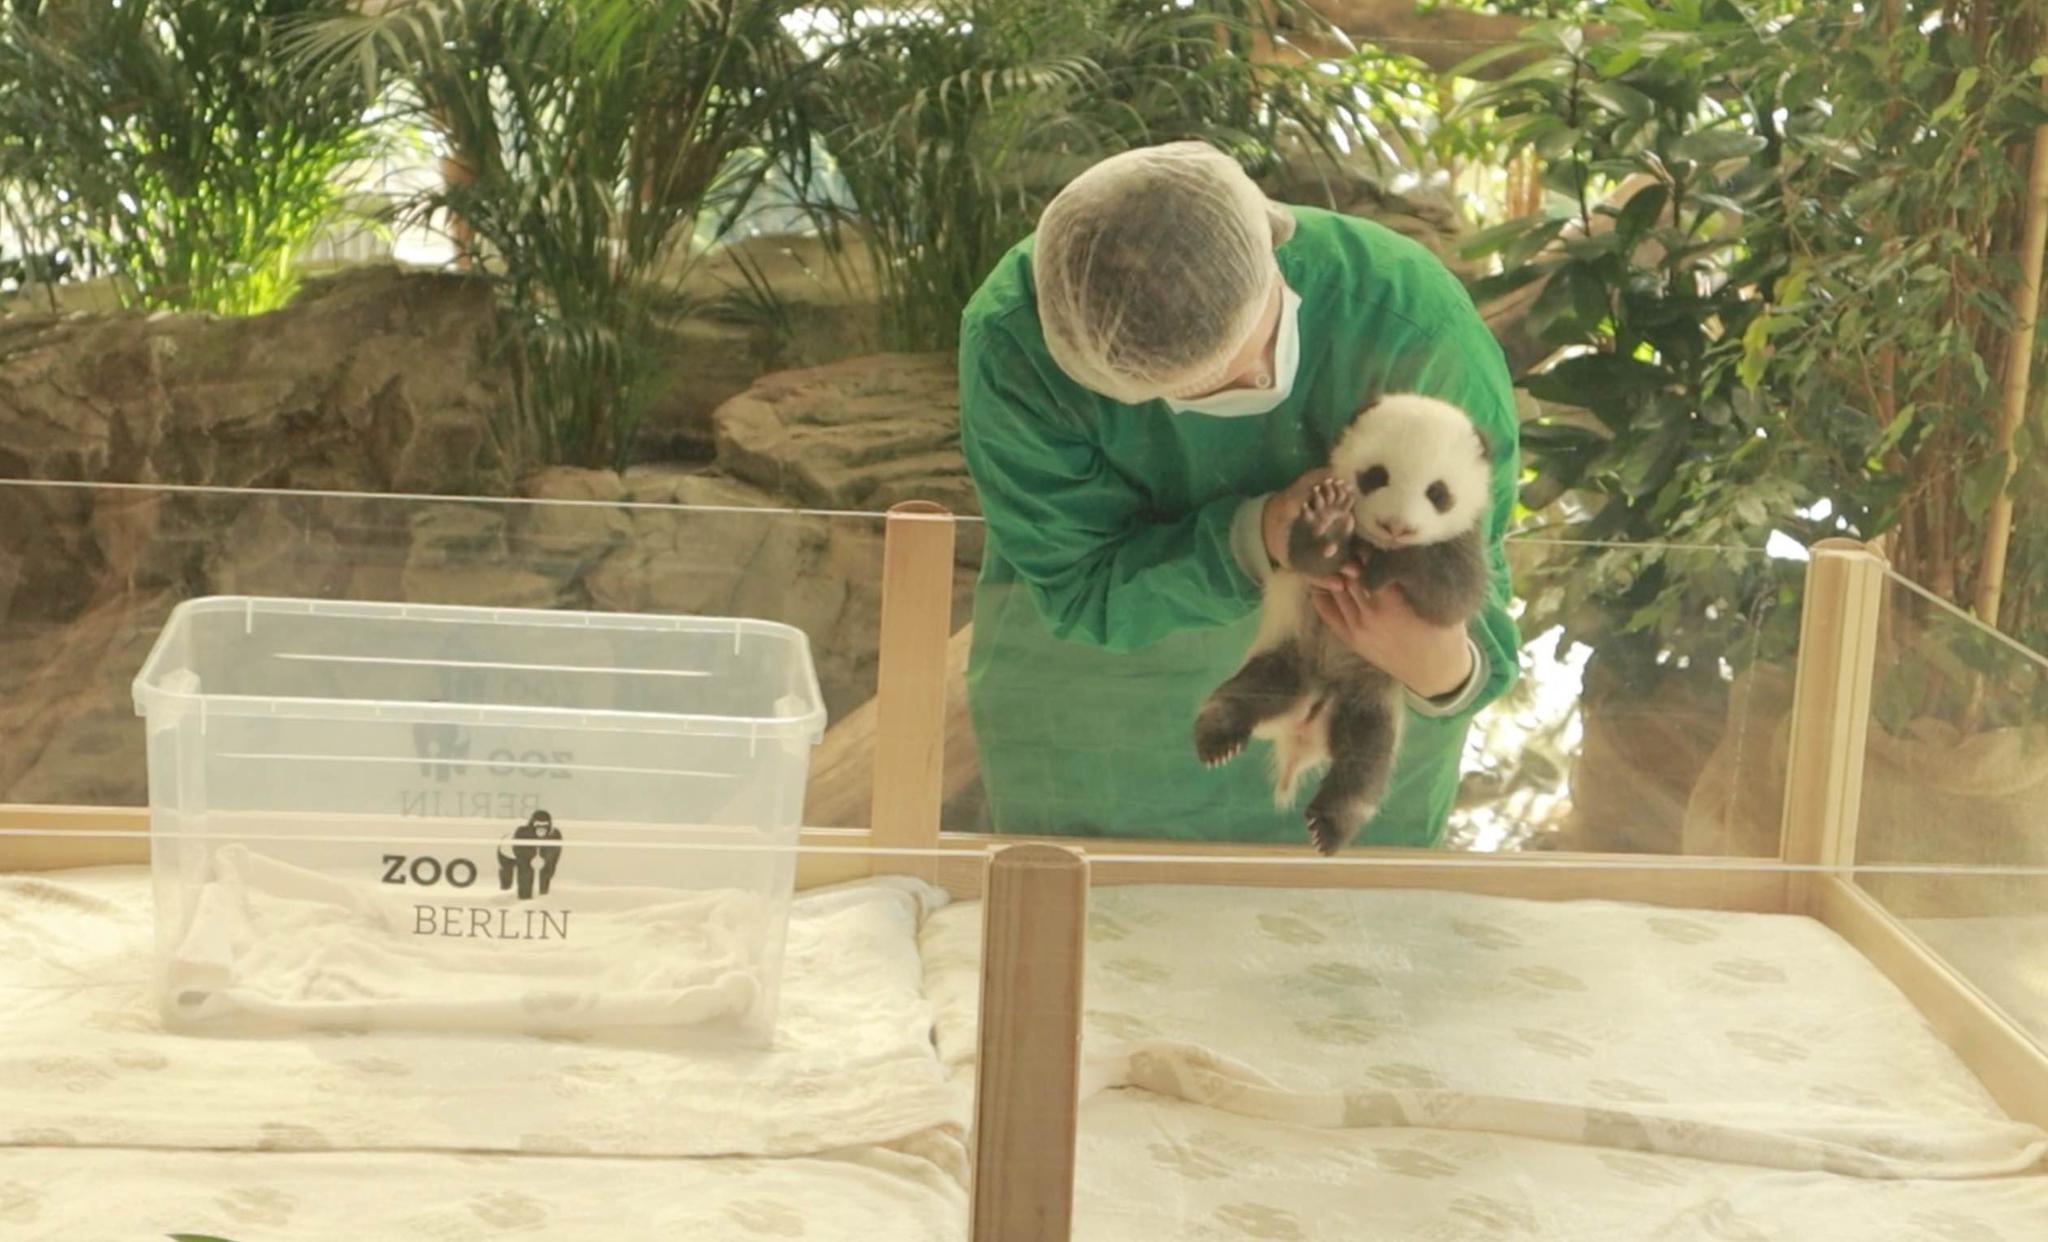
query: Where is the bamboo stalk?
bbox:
[1976,78,2048,628]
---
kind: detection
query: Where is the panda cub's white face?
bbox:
[1330,394,1491,550]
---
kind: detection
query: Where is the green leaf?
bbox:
[1447,41,1538,81]
[1504,218,1571,268]
[1877,410,1916,453]
[1961,452,2012,518]
[1519,421,1608,457]
[1667,128,1768,166]
[1535,124,1585,161]
[1562,232,1626,261]
[1930,67,1980,124]
[1527,263,1608,343]
[1459,214,1550,259]
[1525,353,1668,406]
[1614,183,1668,235]
[1692,193,1749,222]
[1573,269,1612,335]
[1470,263,1554,305]
[1738,314,1798,389]
[1584,81,1654,121]
[1617,411,1690,500]
[1596,44,1645,78]
[1774,261,1811,309]
[1968,350,1991,394]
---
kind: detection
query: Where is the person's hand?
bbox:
[1262,469,1360,589]
[1313,576,1474,700]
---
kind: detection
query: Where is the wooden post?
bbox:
[867,501,956,879]
[970,844,1087,1242]
[1779,538,1888,912]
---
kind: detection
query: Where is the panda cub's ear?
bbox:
[1472,425,1492,461]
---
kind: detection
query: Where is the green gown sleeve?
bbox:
[1399,313,1524,722]
[958,320,1263,653]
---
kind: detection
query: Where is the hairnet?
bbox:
[1031,141,1296,405]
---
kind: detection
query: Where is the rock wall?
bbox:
[637,234,883,461]
[0,264,510,496]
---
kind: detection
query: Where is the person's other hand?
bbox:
[1261,469,1360,590]
[1312,575,1473,700]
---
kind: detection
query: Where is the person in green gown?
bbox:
[956,141,1520,847]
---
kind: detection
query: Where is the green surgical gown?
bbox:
[956,206,1520,847]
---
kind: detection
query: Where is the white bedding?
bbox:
[0,867,967,1160]
[926,885,2048,1178]
[1075,1090,2048,1242]
[0,1142,967,1242]
[5,868,2047,1240]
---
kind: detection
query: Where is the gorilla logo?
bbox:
[498,810,564,900]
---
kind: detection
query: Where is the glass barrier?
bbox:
[4,482,1815,861]
[0,479,891,826]
[1855,570,2048,1049]
[944,536,1806,859]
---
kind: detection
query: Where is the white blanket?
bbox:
[924,885,2048,1179]
[1076,1089,2048,1242]
[0,867,967,1159]
[0,1140,967,1242]
[167,845,772,1033]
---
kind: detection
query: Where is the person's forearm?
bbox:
[1014,492,1263,652]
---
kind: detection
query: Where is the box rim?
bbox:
[130,595,829,742]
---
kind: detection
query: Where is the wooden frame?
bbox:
[5,512,2048,1242]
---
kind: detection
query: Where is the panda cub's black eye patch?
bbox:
[1426,481,1452,513]
[1356,465,1390,495]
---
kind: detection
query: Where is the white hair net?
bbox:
[1031,141,1296,404]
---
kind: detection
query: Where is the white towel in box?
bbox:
[0,867,963,1160]
[167,845,773,1034]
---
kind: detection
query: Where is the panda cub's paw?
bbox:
[1193,703,1248,769]
[1286,478,1357,577]
[1306,798,1375,856]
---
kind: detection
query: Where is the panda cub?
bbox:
[1194,393,1492,855]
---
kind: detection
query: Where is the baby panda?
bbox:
[1193,393,1492,855]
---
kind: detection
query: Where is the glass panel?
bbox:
[1856,570,2048,1049]
[0,480,886,825]
[944,535,1806,858]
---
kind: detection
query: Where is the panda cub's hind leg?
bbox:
[1195,643,1307,769]
[1304,688,1400,855]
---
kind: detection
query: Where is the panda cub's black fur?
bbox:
[1193,393,1491,855]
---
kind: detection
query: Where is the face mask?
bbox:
[1164,284,1302,418]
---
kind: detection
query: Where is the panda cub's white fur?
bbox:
[1194,393,1492,855]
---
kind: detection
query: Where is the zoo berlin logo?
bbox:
[388,811,573,942]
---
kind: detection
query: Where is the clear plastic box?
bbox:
[130,595,826,1045]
